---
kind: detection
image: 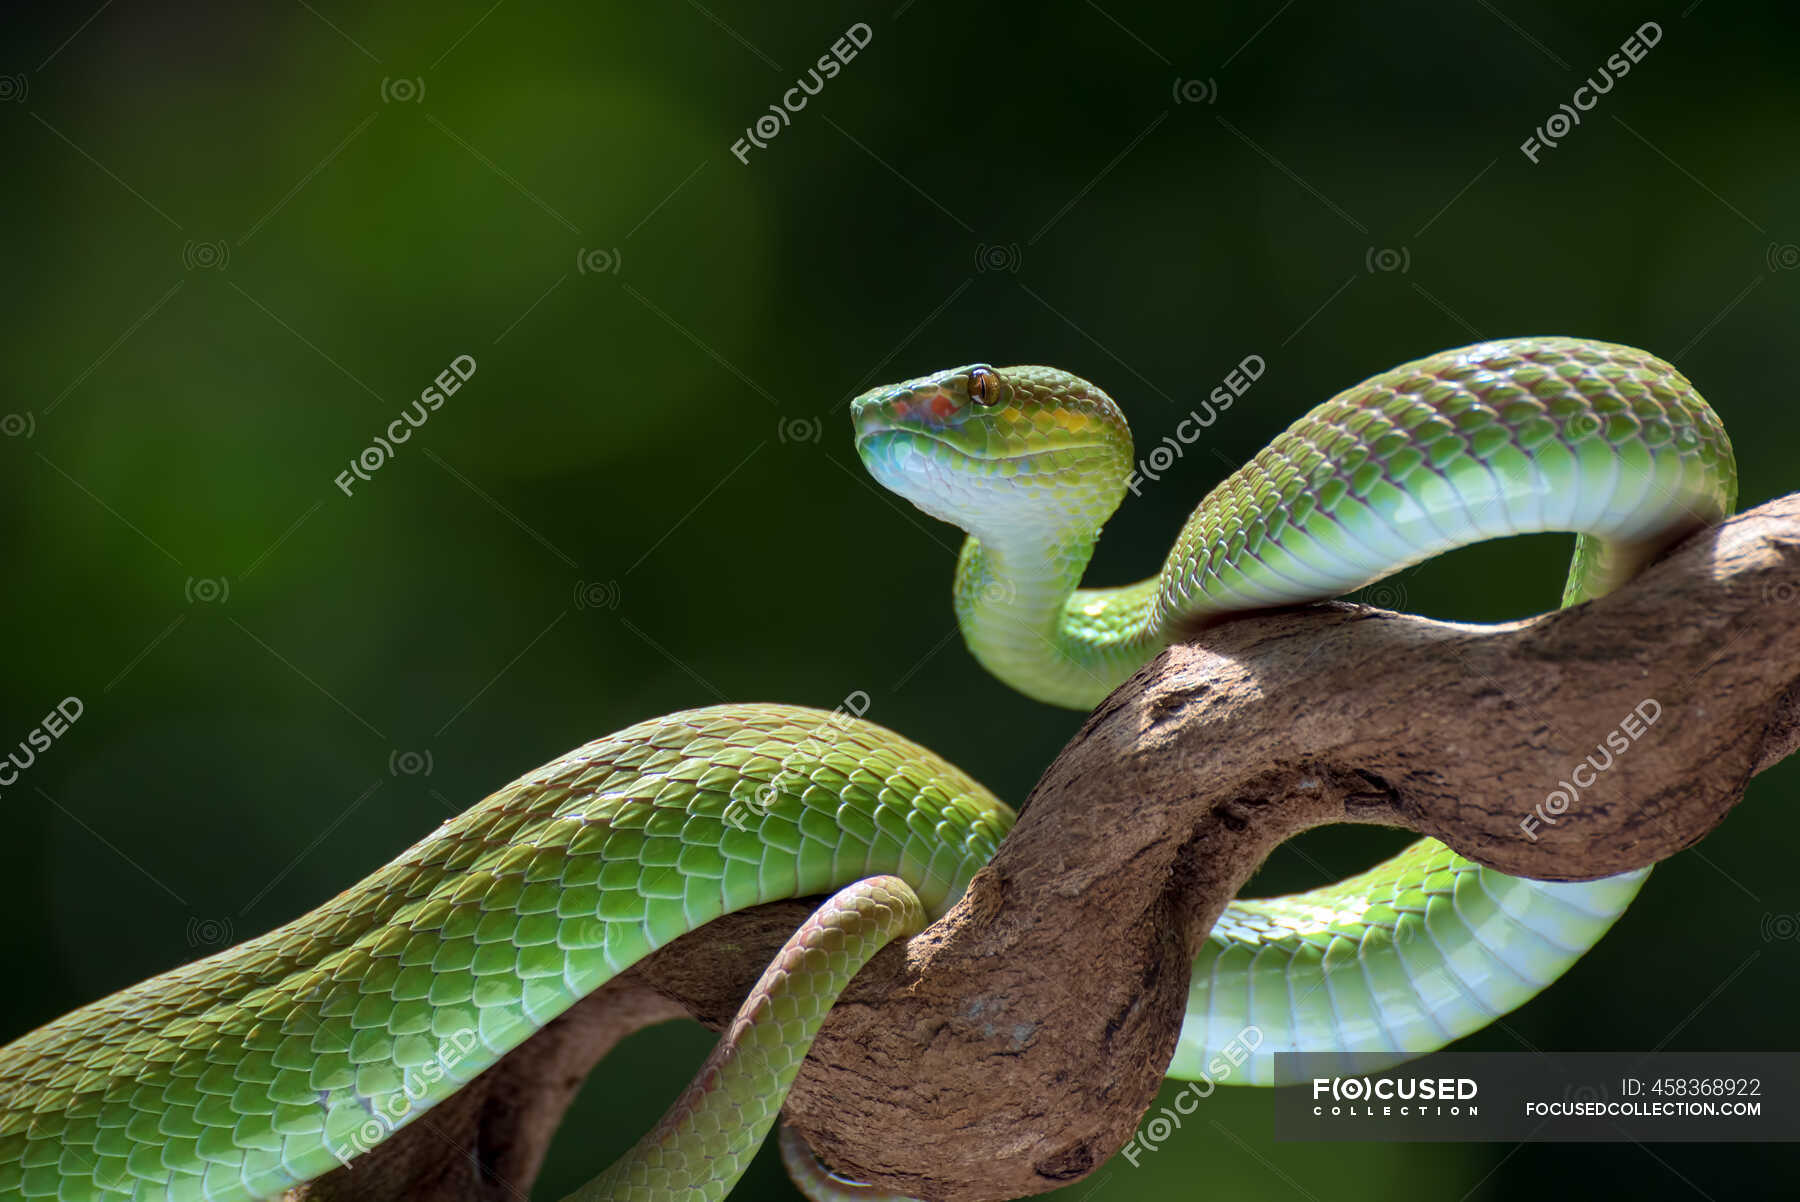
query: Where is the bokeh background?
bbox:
[4,1,1797,1198]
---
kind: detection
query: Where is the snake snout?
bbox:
[851,385,968,444]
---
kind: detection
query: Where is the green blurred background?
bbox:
[3,1,1797,1197]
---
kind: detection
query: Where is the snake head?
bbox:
[851,364,1133,538]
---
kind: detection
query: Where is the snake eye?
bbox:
[967,366,1003,407]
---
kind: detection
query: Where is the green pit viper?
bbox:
[0,336,1736,1200]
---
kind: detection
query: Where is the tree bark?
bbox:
[298,493,1800,1202]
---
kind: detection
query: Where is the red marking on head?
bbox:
[929,393,956,420]
[891,399,911,418]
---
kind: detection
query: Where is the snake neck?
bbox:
[953,529,1164,711]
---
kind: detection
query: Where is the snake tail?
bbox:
[565,876,924,1201]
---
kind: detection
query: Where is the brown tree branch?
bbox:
[298,493,1800,1202]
